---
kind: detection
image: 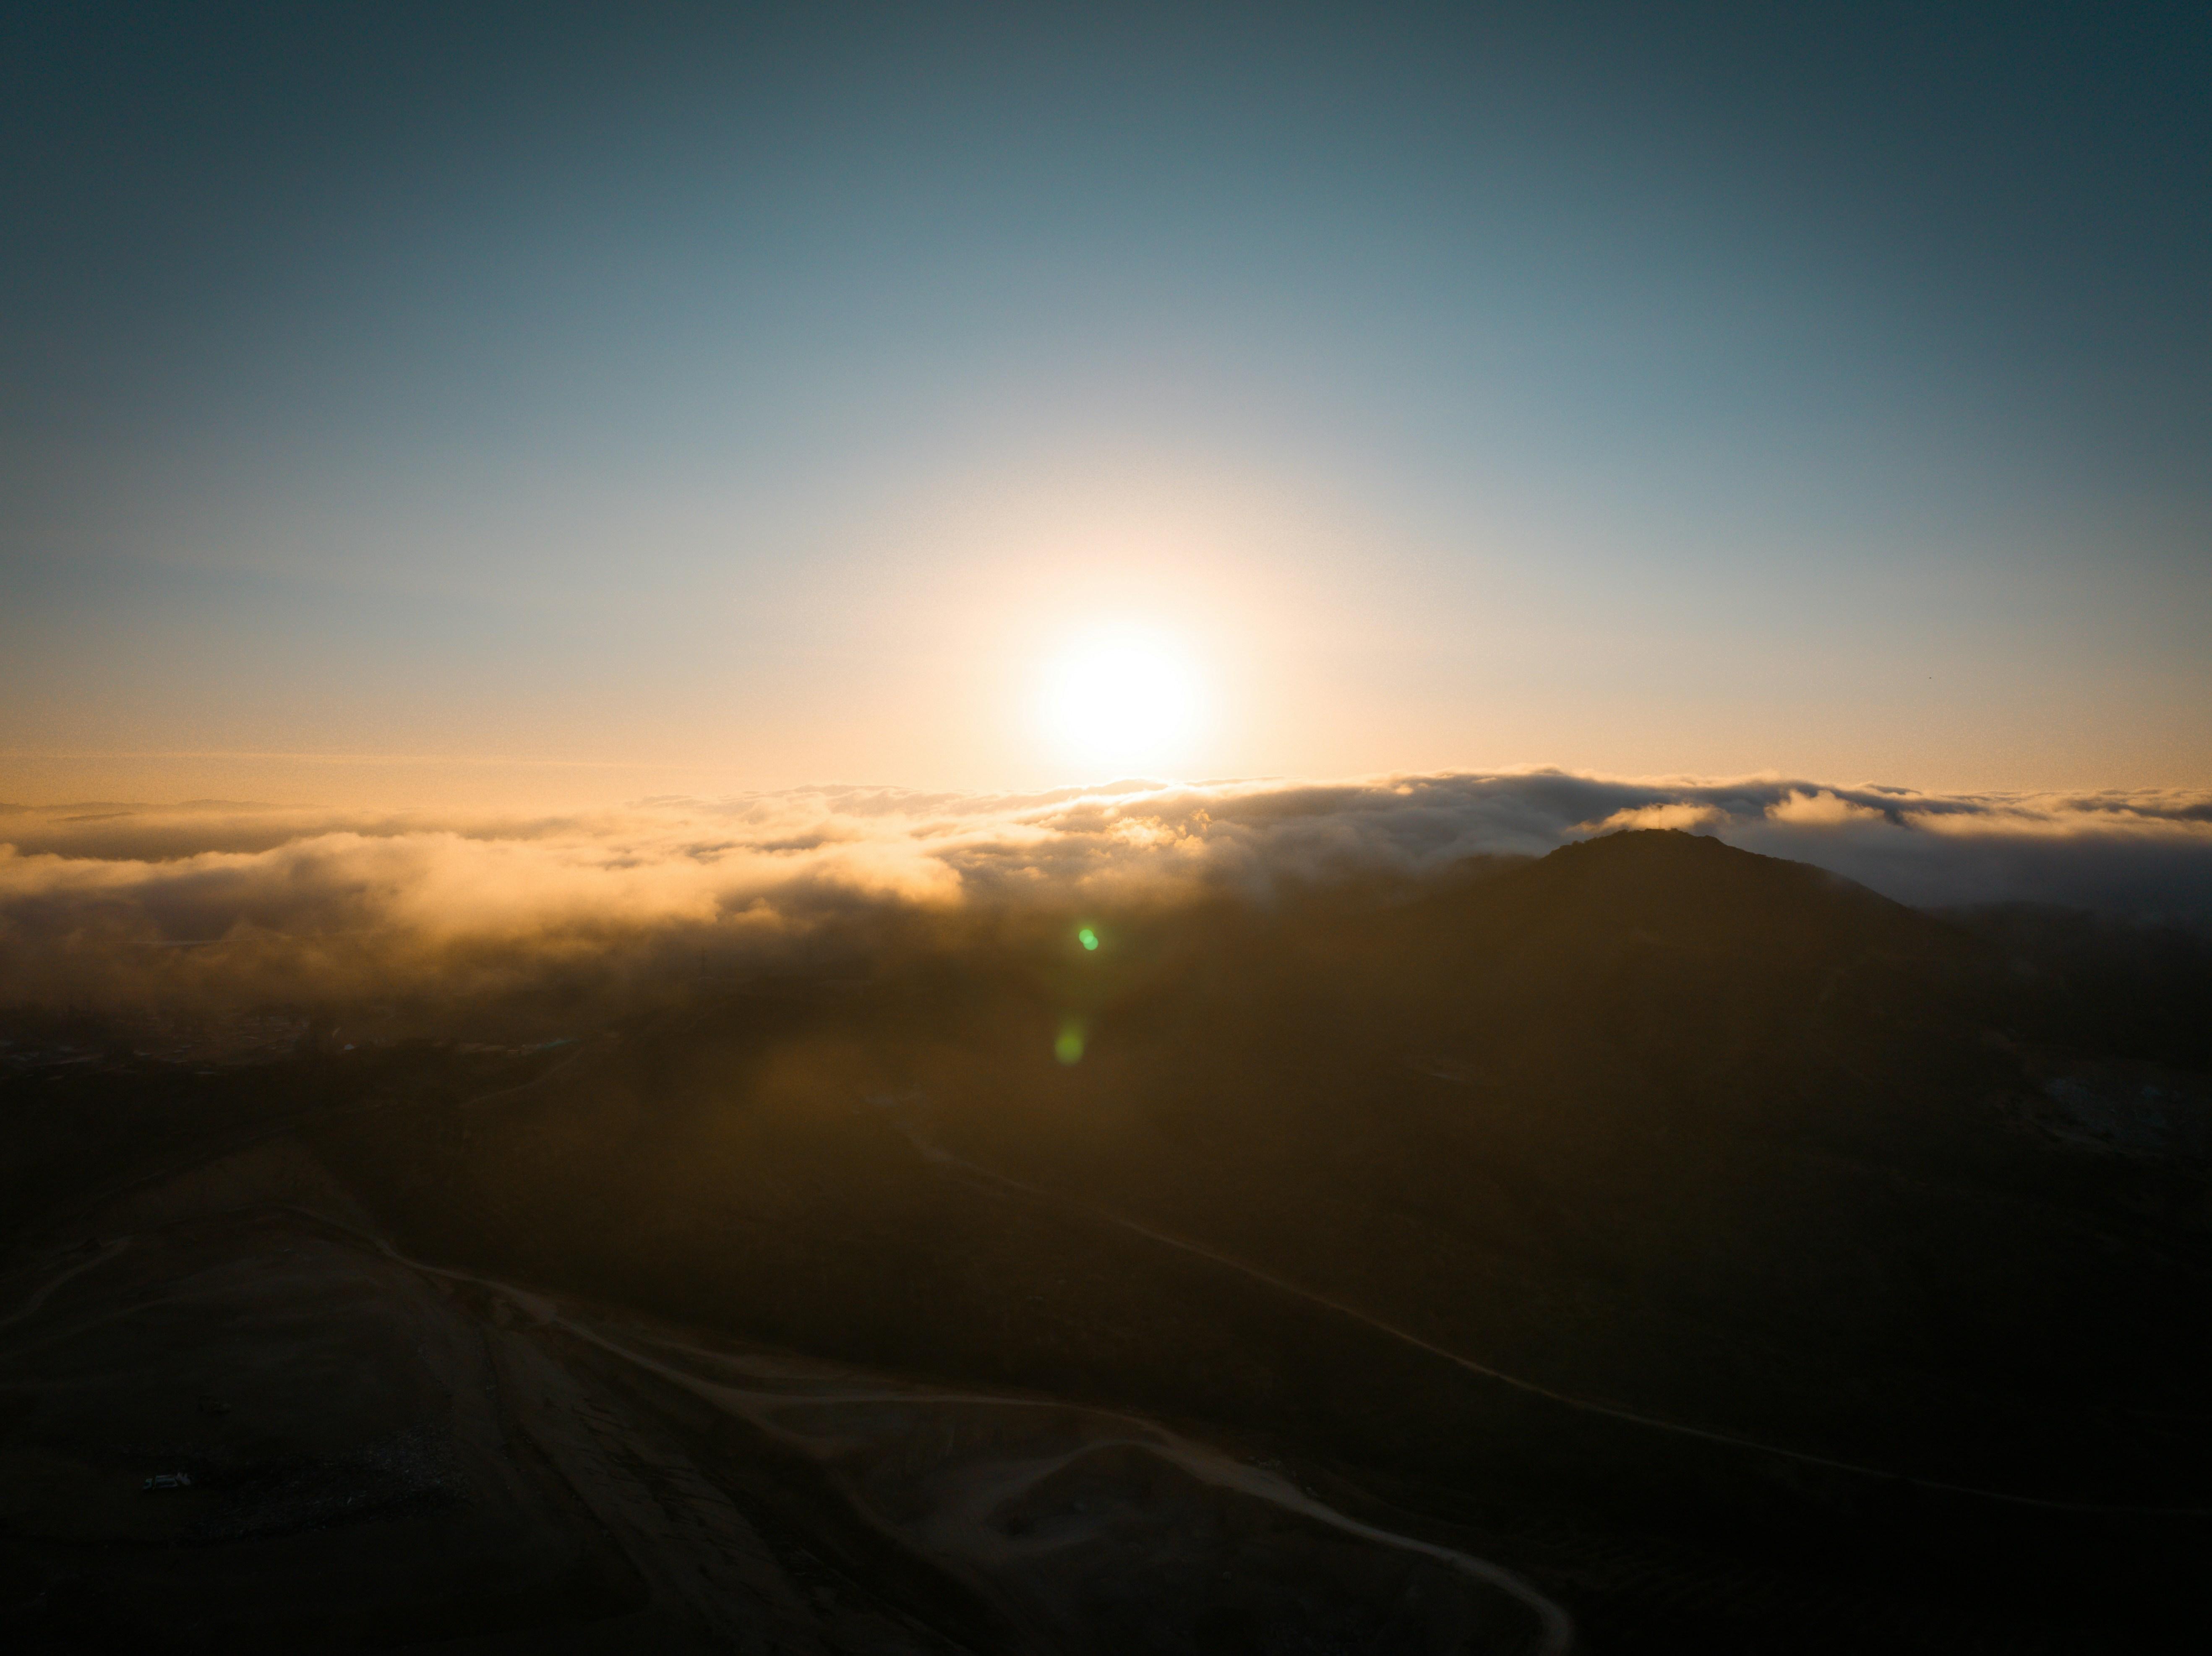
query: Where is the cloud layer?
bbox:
[6,771,2211,1012]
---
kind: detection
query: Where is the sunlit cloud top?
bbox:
[7,771,2211,1013]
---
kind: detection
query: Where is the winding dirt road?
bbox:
[898,1127,2212,1518]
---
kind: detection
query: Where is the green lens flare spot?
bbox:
[1077,927,1099,951]
[1055,1018,1086,1065]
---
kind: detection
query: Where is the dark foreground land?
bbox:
[3,831,2209,1652]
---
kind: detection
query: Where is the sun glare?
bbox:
[1040,627,1207,773]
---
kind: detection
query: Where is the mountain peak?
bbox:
[1484,827,1944,962]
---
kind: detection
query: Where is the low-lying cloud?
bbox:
[5,771,2211,1012]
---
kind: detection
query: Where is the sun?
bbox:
[1039,626,1208,773]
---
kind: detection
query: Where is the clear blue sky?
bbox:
[4,2,2206,804]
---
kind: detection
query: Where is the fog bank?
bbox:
[6,771,2209,1011]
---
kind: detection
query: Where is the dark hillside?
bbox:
[288,830,2212,1650]
[13,833,2199,1652]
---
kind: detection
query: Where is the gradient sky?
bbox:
[4,1,2207,806]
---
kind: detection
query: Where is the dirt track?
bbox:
[0,1138,1567,1654]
